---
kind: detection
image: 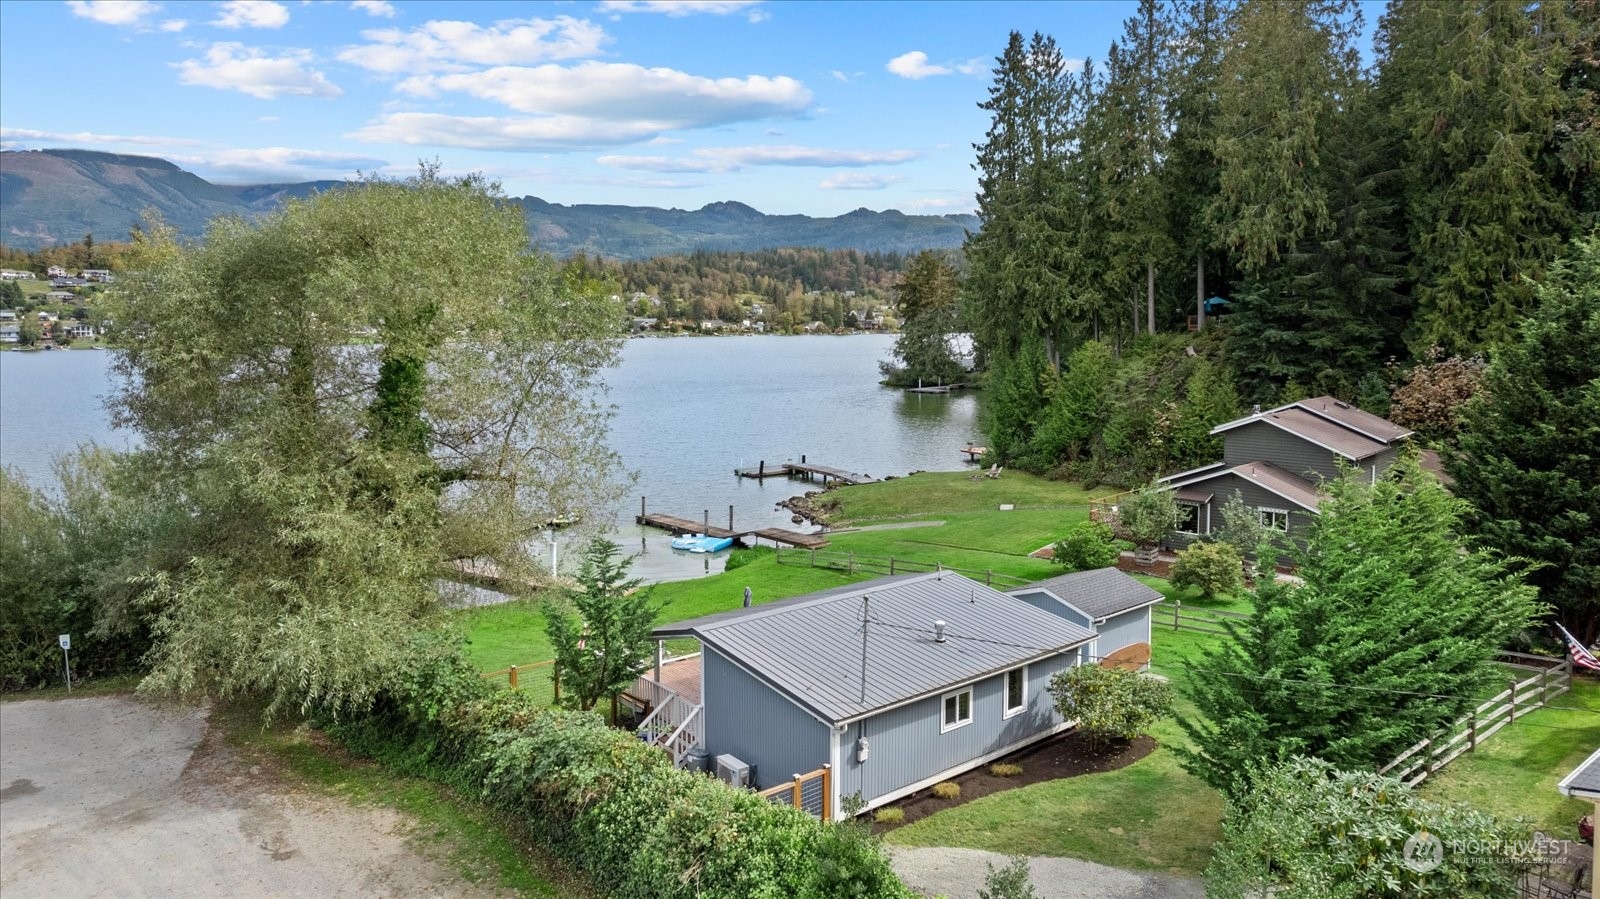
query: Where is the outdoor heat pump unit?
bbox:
[715,754,752,788]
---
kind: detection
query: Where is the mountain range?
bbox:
[0,149,976,259]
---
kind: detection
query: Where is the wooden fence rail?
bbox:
[758,764,832,820]
[1156,599,1251,637]
[1377,654,1572,787]
[773,546,1031,589]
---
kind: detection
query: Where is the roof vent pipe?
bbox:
[934,620,947,643]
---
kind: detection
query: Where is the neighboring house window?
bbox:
[1258,507,1289,532]
[941,687,973,732]
[1003,667,1027,718]
[1176,503,1200,534]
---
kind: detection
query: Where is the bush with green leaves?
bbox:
[326,632,912,899]
[1048,664,1173,749]
[543,538,661,713]
[1207,756,1535,899]
[1170,541,1243,599]
[979,856,1040,899]
[1050,520,1120,571]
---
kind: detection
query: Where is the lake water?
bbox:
[0,335,980,582]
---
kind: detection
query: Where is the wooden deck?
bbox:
[652,656,701,705]
[634,512,828,549]
[749,527,828,549]
[733,458,877,486]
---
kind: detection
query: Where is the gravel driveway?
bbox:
[888,845,1205,899]
[1,695,502,898]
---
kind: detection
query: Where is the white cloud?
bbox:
[596,1,764,17]
[829,69,851,83]
[210,0,288,29]
[819,172,905,190]
[171,146,386,181]
[0,127,202,148]
[349,0,395,17]
[339,16,607,74]
[175,43,341,99]
[65,1,162,27]
[347,113,671,150]
[904,195,977,213]
[599,144,918,173]
[886,51,949,79]
[955,58,988,75]
[160,17,187,31]
[1066,57,1086,74]
[398,62,810,127]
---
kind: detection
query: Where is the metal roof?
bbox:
[1008,567,1165,622]
[1559,747,1600,800]
[657,572,1095,724]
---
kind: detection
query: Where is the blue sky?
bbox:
[0,1,1372,217]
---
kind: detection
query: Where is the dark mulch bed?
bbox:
[872,730,1156,833]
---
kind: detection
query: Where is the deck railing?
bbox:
[758,764,832,820]
[634,680,704,768]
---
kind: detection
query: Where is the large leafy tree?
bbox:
[1178,458,1540,795]
[109,169,625,716]
[1445,234,1600,639]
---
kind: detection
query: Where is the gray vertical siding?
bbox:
[701,645,830,792]
[836,651,1079,809]
[1009,590,1093,629]
[1094,608,1150,658]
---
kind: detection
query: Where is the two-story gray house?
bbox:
[1157,397,1414,549]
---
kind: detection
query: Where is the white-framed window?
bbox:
[1258,507,1289,532]
[941,687,973,732]
[1176,503,1201,534]
[1003,666,1028,718]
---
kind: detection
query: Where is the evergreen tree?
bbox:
[1163,0,1234,327]
[1178,458,1540,795]
[1377,0,1575,353]
[544,538,662,714]
[881,251,965,387]
[1445,234,1600,638]
[1031,340,1118,466]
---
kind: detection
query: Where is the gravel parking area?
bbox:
[1,695,500,898]
[888,845,1204,899]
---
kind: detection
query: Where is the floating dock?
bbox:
[635,501,829,549]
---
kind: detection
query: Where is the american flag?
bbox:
[1556,622,1600,672]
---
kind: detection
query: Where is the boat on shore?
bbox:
[670,533,735,553]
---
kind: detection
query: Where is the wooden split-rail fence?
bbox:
[1378,651,1572,787]
[759,764,832,820]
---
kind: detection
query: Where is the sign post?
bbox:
[58,633,71,693]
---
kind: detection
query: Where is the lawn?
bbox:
[1419,675,1600,836]
[824,470,1113,524]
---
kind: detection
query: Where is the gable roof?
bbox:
[656,572,1095,724]
[1559,747,1600,800]
[1212,396,1413,459]
[1008,568,1164,622]
[1164,459,1323,512]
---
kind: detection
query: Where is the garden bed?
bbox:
[873,730,1156,833]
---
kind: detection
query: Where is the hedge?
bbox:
[326,634,912,899]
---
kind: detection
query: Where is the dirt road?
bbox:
[0,695,503,898]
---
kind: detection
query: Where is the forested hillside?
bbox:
[959,0,1597,481]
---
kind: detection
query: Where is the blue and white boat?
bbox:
[670,533,735,553]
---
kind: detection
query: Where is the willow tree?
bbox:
[109,169,625,716]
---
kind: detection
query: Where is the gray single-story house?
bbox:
[638,571,1096,818]
[1007,568,1164,670]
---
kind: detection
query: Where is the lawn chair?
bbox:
[985,465,1003,479]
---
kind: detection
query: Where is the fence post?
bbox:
[889,556,895,575]
[553,666,561,703]
[791,774,803,810]
[821,764,832,821]
[509,665,519,690]
[848,552,855,574]
[810,547,817,567]
[985,569,993,585]
[1539,665,1549,706]
[1508,678,1518,724]
[1173,600,1182,630]
[1468,710,1477,751]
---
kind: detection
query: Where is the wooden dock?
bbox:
[734,456,876,486]
[635,499,829,549]
[960,444,988,462]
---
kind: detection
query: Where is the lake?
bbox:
[0,335,981,581]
